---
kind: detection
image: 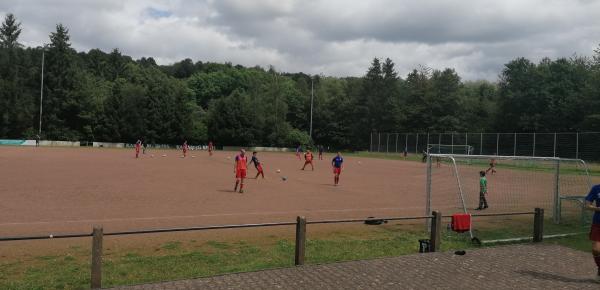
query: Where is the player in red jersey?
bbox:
[234,149,248,193]
[182,140,189,157]
[302,150,314,171]
[135,139,142,158]
[208,141,214,156]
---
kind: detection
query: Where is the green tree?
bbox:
[0,13,22,48]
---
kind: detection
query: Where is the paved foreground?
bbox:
[109,244,599,290]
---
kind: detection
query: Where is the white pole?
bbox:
[533,133,536,157]
[576,132,579,159]
[38,49,45,138]
[309,77,314,139]
[553,133,557,157]
[513,133,517,156]
[479,133,483,155]
[415,133,419,154]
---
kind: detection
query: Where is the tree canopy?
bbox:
[1,13,600,149]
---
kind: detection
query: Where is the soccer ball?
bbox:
[227,156,232,160]
[276,169,281,173]
[282,176,287,181]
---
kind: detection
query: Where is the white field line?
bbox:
[0,206,424,227]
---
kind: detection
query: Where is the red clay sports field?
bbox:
[1,147,427,237]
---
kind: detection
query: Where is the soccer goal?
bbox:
[425,154,592,225]
[427,144,474,155]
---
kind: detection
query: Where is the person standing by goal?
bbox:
[585,184,600,280]
[476,171,489,210]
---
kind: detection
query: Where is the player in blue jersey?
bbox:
[331,152,344,186]
[585,184,600,279]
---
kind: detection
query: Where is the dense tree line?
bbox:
[1,14,600,149]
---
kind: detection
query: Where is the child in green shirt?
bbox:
[477,171,489,210]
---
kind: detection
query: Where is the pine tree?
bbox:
[0,13,22,48]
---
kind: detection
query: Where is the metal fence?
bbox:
[369,132,600,161]
[0,210,548,289]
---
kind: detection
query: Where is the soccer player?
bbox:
[234,149,248,193]
[476,171,489,210]
[135,139,142,158]
[142,139,147,154]
[182,140,189,157]
[332,152,344,186]
[585,183,600,280]
[248,151,264,179]
[318,145,324,160]
[208,141,214,156]
[302,150,314,171]
[486,157,497,174]
[296,145,302,160]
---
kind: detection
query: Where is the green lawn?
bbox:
[0,219,591,290]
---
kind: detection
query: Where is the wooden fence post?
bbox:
[533,208,544,242]
[430,211,442,252]
[91,226,103,289]
[295,216,306,265]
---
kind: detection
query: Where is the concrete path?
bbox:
[109,244,599,290]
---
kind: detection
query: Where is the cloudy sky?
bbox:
[2,0,600,80]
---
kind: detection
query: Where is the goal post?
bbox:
[425,154,592,225]
[427,144,474,155]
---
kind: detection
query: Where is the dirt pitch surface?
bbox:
[0,147,428,237]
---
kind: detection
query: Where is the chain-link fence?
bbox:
[370,132,600,161]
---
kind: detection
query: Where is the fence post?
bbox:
[451,133,454,153]
[430,211,442,252]
[378,133,381,152]
[480,133,483,155]
[295,216,306,266]
[576,132,579,159]
[553,133,557,157]
[533,208,544,242]
[91,226,103,289]
[370,132,373,152]
[553,160,560,224]
[496,133,499,155]
[438,134,441,153]
[415,133,419,154]
[386,133,389,153]
[406,133,409,153]
[513,133,517,156]
[532,133,536,157]
[465,133,468,154]
[426,133,430,150]
[425,156,432,229]
[395,133,399,153]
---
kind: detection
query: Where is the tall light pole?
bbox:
[38,47,45,139]
[309,76,314,139]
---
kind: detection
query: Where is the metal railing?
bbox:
[0,209,545,289]
[370,132,600,161]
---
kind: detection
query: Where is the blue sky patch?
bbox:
[146,7,172,18]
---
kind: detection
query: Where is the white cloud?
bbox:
[1,0,599,80]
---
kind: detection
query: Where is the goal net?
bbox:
[427,144,474,155]
[425,154,592,226]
